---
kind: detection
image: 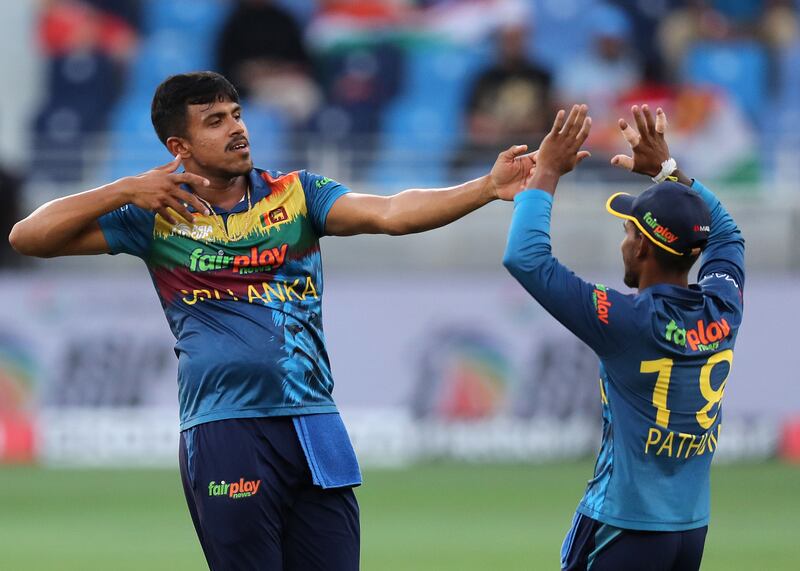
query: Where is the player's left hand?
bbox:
[610,104,670,177]
[489,145,538,201]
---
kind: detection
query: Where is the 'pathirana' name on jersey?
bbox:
[98,169,350,429]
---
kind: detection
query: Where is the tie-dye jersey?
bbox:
[98,169,350,429]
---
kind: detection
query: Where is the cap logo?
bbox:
[694,225,710,232]
[642,212,679,244]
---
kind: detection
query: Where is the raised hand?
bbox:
[610,105,671,177]
[534,104,592,177]
[517,104,592,195]
[490,144,539,201]
[125,156,211,224]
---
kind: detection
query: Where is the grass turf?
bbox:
[0,461,797,570]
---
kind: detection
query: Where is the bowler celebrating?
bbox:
[503,104,744,570]
[9,71,538,570]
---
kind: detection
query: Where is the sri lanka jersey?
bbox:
[503,180,745,531]
[99,169,350,430]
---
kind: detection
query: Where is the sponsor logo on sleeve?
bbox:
[592,284,612,325]
[702,272,740,289]
[315,177,333,189]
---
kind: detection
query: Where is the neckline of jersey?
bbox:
[644,283,704,302]
[180,169,270,216]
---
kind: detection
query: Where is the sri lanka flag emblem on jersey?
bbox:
[144,169,343,308]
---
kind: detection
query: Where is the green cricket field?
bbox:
[0,461,797,570]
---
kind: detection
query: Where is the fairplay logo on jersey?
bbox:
[208,478,262,499]
[188,244,289,275]
[664,318,731,352]
[592,284,612,324]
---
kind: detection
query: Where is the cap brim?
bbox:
[604,191,685,256]
[606,192,635,220]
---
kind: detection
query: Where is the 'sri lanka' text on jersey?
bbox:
[99,169,349,429]
[504,179,745,532]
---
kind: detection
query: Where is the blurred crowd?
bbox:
[2,0,800,264]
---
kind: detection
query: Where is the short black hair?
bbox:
[151,71,239,145]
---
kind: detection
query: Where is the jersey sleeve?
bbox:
[503,190,637,358]
[298,171,352,236]
[691,179,745,307]
[97,203,155,259]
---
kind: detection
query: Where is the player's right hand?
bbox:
[122,155,211,224]
[611,105,671,177]
[534,104,592,177]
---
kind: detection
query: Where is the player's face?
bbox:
[621,220,641,288]
[184,98,253,178]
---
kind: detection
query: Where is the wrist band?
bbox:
[651,157,678,183]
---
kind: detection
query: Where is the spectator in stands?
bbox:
[610,0,671,82]
[32,0,139,182]
[553,3,640,120]
[0,161,22,267]
[449,21,553,180]
[307,0,409,177]
[547,3,640,177]
[418,0,530,46]
[216,0,322,143]
[658,0,799,80]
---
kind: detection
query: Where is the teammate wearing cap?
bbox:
[502,103,744,571]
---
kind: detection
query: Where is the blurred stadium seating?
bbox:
[0,0,795,463]
[5,0,798,192]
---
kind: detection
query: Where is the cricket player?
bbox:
[502,104,744,570]
[9,71,539,570]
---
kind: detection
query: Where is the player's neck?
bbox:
[194,174,249,211]
[637,270,689,292]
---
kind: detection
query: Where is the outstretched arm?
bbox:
[9,156,210,258]
[501,105,636,358]
[323,144,538,236]
[609,104,745,290]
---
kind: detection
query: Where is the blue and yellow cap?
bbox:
[606,181,711,256]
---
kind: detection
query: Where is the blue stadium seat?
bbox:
[142,0,230,36]
[237,103,288,172]
[683,41,769,123]
[777,40,800,106]
[760,40,800,181]
[104,94,167,180]
[126,0,231,98]
[103,0,232,179]
[528,0,595,73]
[127,33,214,99]
[370,44,489,187]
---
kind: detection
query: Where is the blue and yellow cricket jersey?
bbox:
[503,180,744,531]
[99,169,349,430]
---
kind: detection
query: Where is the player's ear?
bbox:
[166,137,190,160]
[635,232,650,260]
